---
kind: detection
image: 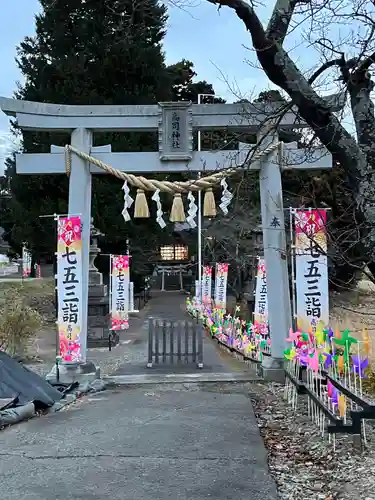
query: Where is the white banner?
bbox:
[22,246,32,278]
[57,216,84,363]
[254,257,268,324]
[294,209,329,333]
[195,280,200,300]
[110,255,130,330]
[202,266,212,304]
[129,281,135,312]
[214,263,229,310]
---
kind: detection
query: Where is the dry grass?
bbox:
[0,279,56,361]
[0,287,43,358]
[330,280,375,364]
[0,278,55,297]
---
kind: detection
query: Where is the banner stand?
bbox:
[253,257,268,331]
[214,263,229,311]
[293,208,329,333]
[129,282,139,313]
[109,255,130,331]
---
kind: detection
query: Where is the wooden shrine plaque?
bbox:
[158,101,193,161]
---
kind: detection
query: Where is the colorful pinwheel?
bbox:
[351,355,369,378]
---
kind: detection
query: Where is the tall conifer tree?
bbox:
[9,0,170,262]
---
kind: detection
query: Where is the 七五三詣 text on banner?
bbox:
[202,266,212,304]
[110,255,130,331]
[57,216,84,363]
[294,209,329,333]
[254,257,268,330]
[214,263,229,310]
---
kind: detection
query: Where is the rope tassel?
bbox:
[203,188,216,217]
[134,189,150,218]
[169,193,185,222]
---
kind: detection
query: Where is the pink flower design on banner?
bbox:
[294,209,326,236]
[58,217,81,246]
[111,317,129,331]
[258,262,265,274]
[203,266,212,276]
[59,334,81,362]
[114,255,129,271]
[218,263,228,273]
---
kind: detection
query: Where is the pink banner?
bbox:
[202,266,212,304]
[57,216,83,363]
[294,209,329,332]
[110,255,130,331]
[214,263,229,310]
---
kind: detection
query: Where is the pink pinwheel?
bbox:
[308,351,319,372]
[286,329,300,343]
[250,323,258,334]
[298,347,313,366]
[259,324,268,335]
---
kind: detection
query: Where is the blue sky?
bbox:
[0,0,349,174]
[0,0,280,174]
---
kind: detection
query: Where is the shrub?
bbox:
[0,288,43,357]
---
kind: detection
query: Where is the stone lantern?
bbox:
[87,219,113,347]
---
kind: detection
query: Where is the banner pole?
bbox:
[289,208,297,329]
[54,215,60,361]
[109,254,113,332]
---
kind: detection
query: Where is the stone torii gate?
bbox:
[0,96,342,380]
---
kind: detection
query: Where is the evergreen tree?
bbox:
[8,0,171,268]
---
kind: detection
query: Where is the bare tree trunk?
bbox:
[349,68,375,276]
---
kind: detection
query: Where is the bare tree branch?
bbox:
[205,0,375,282]
[358,50,375,72]
[206,0,267,50]
[307,56,346,85]
[266,0,309,45]
[206,0,361,177]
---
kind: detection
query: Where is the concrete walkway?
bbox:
[0,293,278,499]
[0,383,278,499]
[112,292,256,378]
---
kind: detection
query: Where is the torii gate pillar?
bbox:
[67,128,93,369]
[259,132,292,382]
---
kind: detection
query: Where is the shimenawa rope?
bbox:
[64,141,280,220]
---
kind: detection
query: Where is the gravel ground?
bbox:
[25,336,148,378]
[250,381,375,500]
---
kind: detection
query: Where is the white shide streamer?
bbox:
[121,181,134,222]
[219,178,233,215]
[151,189,166,228]
[187,191,197,228]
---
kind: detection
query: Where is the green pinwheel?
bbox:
[334,329,357,362]
[284,347,296,360]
